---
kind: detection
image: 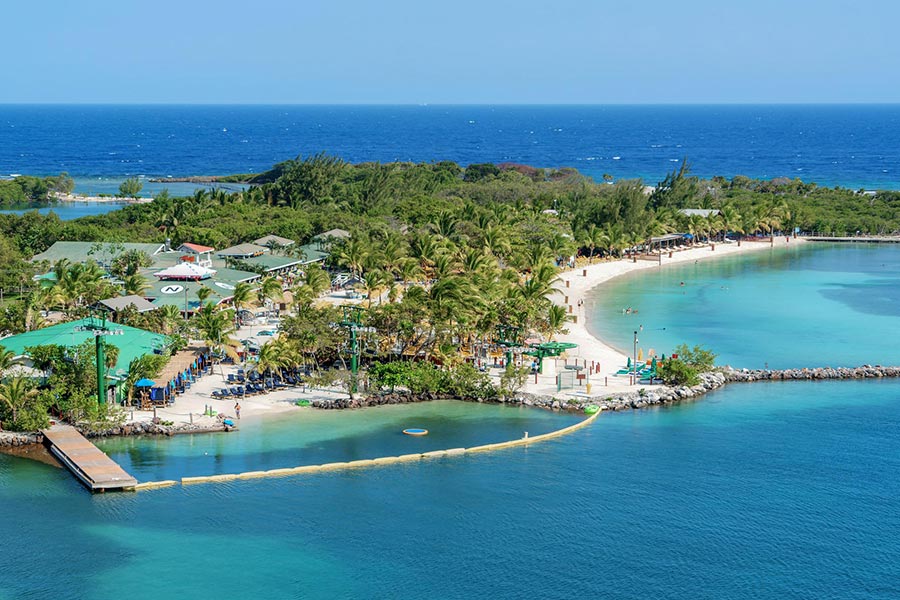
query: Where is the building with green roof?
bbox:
[31,241,165,265]
[0,317,170,399]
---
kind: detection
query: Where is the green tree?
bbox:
[118,177,143,198]
[124,353,167,405]
[0,376,47,431]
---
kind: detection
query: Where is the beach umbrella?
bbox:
[626,357,631,368]
[135,378,156,387]
[651,357,657,370]
[638,348,643,361]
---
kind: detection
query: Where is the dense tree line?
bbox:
[0,173,74,207]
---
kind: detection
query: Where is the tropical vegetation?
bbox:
[1,155,897,428]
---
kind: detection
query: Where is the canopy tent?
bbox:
[154,263,217,280]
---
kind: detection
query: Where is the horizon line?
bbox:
[2,101,900,107]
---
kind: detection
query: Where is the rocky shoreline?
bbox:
[722,365,900,381]
[0,432,44,447]
[4,365,899,446]
[309,372,731,413]
[80,420,235,439]
[311,364,900,414]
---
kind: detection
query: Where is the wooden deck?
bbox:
[42,425,137,492]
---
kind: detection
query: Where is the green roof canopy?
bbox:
[0,317,169,375]
[31,241,164,264]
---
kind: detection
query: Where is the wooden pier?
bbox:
[42,425,137,492]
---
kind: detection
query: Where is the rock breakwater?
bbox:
[80,421,234,439]
[312,365,900,415]
[0,432,43,447]
[722,365,900,381]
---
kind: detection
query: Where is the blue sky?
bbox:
[3,0,898,103]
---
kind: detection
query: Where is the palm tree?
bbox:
[123,274,150,296]
[195,304,240,361]
[409,232,440,274]
[0,376,39,428]
[336,236,368,279]
[580,224,608,263]
[156,304,182,335]
[459,247,489,276]
[482,225,510,263]
[718,204,742,241]
[253,341,283,376]
[0,347,16,375]
[397,258,422,287]
[544,304,573,340]
[196,285,213,307]
[230,282,254,324]
[604,223,628,258]
[519,263,560,305]
[304,264,331,295]
[432,210,459,241]
[257,277,283,311]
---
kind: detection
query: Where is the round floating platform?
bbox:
[403,428,429,436]
[584,404,600,415]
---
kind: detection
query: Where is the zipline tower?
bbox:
[74,313,124,405]
[337,306,367,396]
[494,324,523,366]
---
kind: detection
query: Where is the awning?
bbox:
[154,263,217,280]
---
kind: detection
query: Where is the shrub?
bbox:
[657,344,717,386]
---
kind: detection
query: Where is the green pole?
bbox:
[349,327,358,394]
[95,334,106,405]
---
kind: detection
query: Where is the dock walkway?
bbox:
[42,425,137,492]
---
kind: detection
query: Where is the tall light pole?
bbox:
[75,313,124,405]
[632,330,638,385]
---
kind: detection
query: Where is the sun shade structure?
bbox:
[153,263,217,280]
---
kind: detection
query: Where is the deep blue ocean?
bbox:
[2,104,899,191]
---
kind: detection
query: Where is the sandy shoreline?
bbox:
[52,193,151,204]
[525,236,806,397]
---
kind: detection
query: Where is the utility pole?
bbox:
[632,330,639,385]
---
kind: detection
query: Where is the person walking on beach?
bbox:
[234,401,241,419]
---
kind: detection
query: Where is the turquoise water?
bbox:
[588,243,900,369]
[2,244,900,599]
[95,401,584,482]
[2,380,899,599]
[0,202,130,220]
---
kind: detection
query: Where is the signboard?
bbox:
[160,285,185,295]
[215,282,236,290]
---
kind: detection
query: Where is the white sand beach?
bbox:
[520,236,805,398]
[52,192,151,204]
[127,323,342,427]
